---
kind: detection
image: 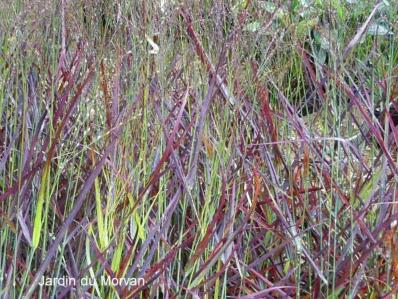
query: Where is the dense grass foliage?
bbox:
[1,0,398,298]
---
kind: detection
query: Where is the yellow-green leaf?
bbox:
[32,163,50,249]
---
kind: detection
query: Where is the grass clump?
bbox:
[1,0,398,298]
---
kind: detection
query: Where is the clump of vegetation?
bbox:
[0,0,397,298]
